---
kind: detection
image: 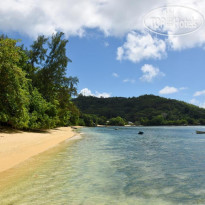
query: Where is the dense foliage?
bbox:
[0,38,30,128]
[108,117,126,126]
[0,34,80,129]
[73,95,205,126]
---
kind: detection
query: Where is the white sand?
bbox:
[0,127,76,173]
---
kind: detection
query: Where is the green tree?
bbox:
[0,38,30,128]
[108,116,126,126]
[27,32,80,127]
[29,88,59,129]
[97,116,107,125]
[30,32,72,101]
[25,35,48,80]
[150,115,165,125]
[81,114,95,127]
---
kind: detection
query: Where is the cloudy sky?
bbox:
[1,0,205,107]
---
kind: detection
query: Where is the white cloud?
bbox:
[0,0,204,53]
[159,86,188,95]
[123,78,136,84]
[167,31,205,51]
[79,88,93,96]
[80,88,111,98]
[95,91,111,98]
[194,90,205,97]
[140,64,165,82]
[190,98,205,108]
[166,0,205,51]
[116,47,124,61]
[159,86,179,95]
[117,32,166,63]
[112,72,119,78]
[0,0,165,38]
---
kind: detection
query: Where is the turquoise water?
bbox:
[0,126,205,205]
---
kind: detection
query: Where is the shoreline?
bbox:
[0,126,79,173]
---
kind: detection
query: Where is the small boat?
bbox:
[196,131,205,134]
[138,131,144,135]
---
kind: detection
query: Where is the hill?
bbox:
[73,95,205,126]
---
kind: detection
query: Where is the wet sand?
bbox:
[0,127,76,173]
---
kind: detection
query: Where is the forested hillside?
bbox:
[73,95,205,125]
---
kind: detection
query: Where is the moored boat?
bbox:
[196,131,205,134]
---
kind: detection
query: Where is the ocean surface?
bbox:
[0,126,205,205]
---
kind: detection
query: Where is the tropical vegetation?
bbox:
[0,33,79,129]
[73,95,205,126]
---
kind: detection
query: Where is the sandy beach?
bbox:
[0,127,77,173]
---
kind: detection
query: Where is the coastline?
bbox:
[0,126,78,173]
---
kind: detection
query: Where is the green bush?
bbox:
[108,116,126,126]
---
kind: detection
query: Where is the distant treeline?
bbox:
[0,33,80,129]
[73,95,205,126]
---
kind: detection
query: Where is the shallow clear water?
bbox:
[0,126,205,205]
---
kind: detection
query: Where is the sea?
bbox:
[0,126,205,205]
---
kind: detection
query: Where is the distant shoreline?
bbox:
[0,126,79,173]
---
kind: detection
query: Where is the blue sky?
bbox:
[0,0,205,107]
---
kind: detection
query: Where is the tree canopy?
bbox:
[0,33,80,129]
